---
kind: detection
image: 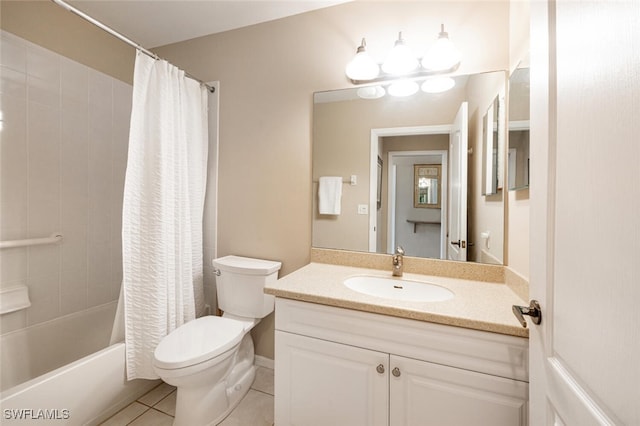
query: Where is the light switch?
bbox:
[357,204,368,214]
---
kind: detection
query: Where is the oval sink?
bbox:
[344,276,454,302]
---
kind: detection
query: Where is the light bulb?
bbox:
[421,77,456,93]
[381,32,418,76]
[345,38,380,81]
[387,80,419,97]
[422,24,461,71]
[357,85,386,99]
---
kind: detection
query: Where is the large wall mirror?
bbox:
[312,71,508,265]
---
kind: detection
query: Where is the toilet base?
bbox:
[215,365,256,425]
[172,333,256,426]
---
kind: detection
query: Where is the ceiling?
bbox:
[67,1,349,48]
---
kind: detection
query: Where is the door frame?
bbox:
[369,125,451,253]
[386,150,448,258]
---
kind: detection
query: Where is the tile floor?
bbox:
[99,366,275,426]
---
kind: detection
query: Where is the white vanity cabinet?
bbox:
[274,298,529,426]
[276,331,389,425]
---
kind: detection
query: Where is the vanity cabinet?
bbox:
[274,298,529,426]
[276,332,389,426]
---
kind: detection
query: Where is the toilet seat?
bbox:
[154,316,245,370]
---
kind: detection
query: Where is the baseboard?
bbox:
[254,355,274,370]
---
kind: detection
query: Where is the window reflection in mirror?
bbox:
[508,66,530,191]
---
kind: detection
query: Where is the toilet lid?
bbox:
[153,316,245,370]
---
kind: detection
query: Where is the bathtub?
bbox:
[0,302,159,425]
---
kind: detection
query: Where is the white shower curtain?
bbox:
[121,51,208,380]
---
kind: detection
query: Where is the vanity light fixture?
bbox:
[357,85,386,99]
[387,79,419,97]
[345,38,380,81]
[345,25,461,85]
[421,76,456,93]
[381,32,418,75]
[421,24,461,71]
[356,77,455,100]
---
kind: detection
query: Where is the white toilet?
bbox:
[153,255,281,426]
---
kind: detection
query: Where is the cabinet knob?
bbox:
[392,367,401,377]
[376,364,385,374]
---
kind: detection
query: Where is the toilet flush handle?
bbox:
[213,268,221,276]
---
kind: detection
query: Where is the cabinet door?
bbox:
[389,355,528,426]
[275,331,389,426]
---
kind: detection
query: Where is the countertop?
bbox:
[265,262,529,338]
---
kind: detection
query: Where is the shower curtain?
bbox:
[121,51,208,380]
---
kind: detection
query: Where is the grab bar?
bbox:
[0,233,63,249]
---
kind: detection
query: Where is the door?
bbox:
[387,152,446,258]
[274,331,389,426]
[447,102,468,260]
[529,1,639,424]
[389,355,528,426]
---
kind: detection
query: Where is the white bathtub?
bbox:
[0,303,159,425]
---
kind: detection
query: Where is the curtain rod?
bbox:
[50,0,215,93]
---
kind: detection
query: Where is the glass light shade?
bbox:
[421,77,456,93]
[357,85,386,99]
[345,43,380,81]
[387,80,419,97]
[381,35,418,75]
[422,29,461,71]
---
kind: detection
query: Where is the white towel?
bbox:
[319,176,342,215]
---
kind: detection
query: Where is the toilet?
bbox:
[153,255,281,426]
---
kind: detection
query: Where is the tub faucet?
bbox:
[392,246,405,277]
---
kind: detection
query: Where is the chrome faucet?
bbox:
[392,246,405,277]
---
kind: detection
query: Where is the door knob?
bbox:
[392,367,401,377]
[512,300,542,328]
[376,364,385,374]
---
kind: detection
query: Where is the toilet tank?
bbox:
[212,255,281,319]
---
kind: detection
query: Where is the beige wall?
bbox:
[2,1,513,360]
[156,1,510,359]
[0,1,135,84]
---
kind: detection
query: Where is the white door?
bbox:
[274,331,389,426]
[529,1,639,425]
[389,355,528,426]
[447,102,468,261]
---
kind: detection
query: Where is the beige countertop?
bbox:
[265,262,529,338]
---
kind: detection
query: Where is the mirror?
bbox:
[508,66,530,191]
[312,71,508,264]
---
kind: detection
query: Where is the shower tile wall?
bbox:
[0,31,132,334]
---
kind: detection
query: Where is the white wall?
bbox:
[0,31,131,334]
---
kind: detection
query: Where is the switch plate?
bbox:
[357,204,368,214]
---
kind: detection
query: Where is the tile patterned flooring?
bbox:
[99,366,274,426]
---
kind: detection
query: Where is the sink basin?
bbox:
[343,276,454,302]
